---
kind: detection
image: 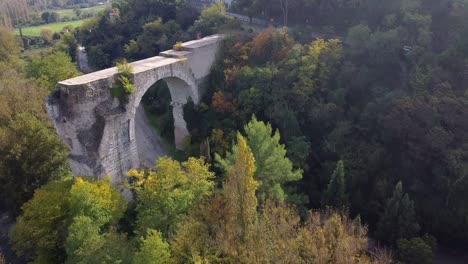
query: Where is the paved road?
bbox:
[135,104,168,168]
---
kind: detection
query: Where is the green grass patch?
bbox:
[50,4,109,19]
[14,5,110,37]
[15,20,89,36]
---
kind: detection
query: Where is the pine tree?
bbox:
[133,229,171,264]
[376,182,420,245]
[322,160,348,208]
[216,116,302,202]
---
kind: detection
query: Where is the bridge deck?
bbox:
[59,56,182,86]
[59,34,224,87]
[181,34,223,49]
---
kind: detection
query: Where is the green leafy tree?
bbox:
[10,180,72,263]
[128,157,215,237]
[26,51,80,91]
[286,136,310,169]
[293,38,343,109]
[130,18,182,60]
[49,12,60,23]
[347,24,371,57]
[0,113,71,211]
[57,32,78,60]
[133,229,171,264]
[41,11,50,23]
[0,31,67,212]
[397,236,436,264]
[322,160,348,208]
[73,7,82,18]
[11,177,128,263]
[66,215,105,264]
[0,31,23,65]
[216,116,302,202]
[376,182,420,245]
[68,177,127,227]
[188,2,237,37]
[66,216,132,264]
[0,26,21,72]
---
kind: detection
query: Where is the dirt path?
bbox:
[77,44,93,74]
[135,104,168,168]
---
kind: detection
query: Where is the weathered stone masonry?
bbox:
[47,35,223,182]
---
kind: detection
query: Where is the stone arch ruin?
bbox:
[46,35,223,181]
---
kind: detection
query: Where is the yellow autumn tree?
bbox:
[69,177,127,227]
[293,38,343,106]
[294,212,374,264]
[170,135,388,263]
[128,157,215,237]
[220,133,259,260]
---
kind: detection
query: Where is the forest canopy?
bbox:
[1,0,468,263]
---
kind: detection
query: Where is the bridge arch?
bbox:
[128,62,200,157]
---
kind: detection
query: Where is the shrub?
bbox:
[112,59,135,99]
[116,59,133,77]
[397,236,436,264]
[41,28,53,44]
[175,41,184,51]
[118,75,135,94]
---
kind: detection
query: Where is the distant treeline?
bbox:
[0,0,30,28]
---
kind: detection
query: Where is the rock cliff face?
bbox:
[47,35,223,182]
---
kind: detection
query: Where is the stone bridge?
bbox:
[47,35,223,181]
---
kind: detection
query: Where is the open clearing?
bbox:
[15,20,89,36]
[46,4,109,19]
[14,4,109,37]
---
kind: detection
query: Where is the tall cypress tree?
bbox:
[376,182,420,245]
[222,133,258,257]
[322,160,348,208]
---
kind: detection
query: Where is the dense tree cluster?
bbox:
[80,0,239,69]
[0,0,29,28]
[27,0,105,10]
[10,144,388,263]
[0,27,76,213]
[180,0,468,258]
[0,0,101,28]
[26,50,81,91]
[2,0,468,262]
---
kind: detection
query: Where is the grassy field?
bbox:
[14,4,110,37]
[48,4,110,19]
[15,20,88,36]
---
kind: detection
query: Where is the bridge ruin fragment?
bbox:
[47,35,223,182]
